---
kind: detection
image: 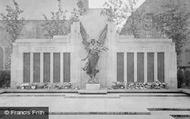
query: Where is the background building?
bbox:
[120,0,190,67]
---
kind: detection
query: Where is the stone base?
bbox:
[86,84,100,90]
[78,90,107,94]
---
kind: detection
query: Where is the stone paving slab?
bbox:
[0,89,190,119]
[0,96,149,113]
[1,89,182,94]
[121,96,190,109]
[1,94,190,112]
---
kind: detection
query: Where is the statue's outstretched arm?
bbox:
[81,54,89,61]
[81,50,90,61]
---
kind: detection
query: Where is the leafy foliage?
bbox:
[0,70,10,88]
[154,3,190,57]
[76,0,87,16]
[101,0,138,31]
[41,0,70,38]
[42,0,87,38]
[0,0,24,70]
[0,0,24,43]
[69,0,88,23]
[120,9,144,37]
[101,0,128,25]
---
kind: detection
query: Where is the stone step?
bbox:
[78,90,108,94]
[49,115,173,119]
[49,111,150,115]
[64,95,120,98]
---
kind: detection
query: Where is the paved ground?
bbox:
[0,89,190,119]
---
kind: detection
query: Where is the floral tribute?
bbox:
[17,82,72,90]
[111,81,168,89]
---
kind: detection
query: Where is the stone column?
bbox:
[50,52,53,83]
[168,44,177,88]
[70,22,81,88]
[154,52,158,82]
[165,43,177,88]
[106,22,117,88]
[134,52,137,82]
[60,52,63,83]
[30,52,33,83]
[144,52,147,83]
[40,53,43,83]
[124,52,127,83]
[11,44,21,88]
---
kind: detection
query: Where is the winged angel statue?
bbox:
[80,22,108,83]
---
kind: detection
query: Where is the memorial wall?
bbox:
[11,9,177,88]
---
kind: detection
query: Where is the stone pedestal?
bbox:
[86,84,100,90]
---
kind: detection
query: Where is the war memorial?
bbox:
[10,9,177,89]
[1,0,190,119]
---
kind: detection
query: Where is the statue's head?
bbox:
[90,39,96,45]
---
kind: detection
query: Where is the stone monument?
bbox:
[80,22,108,90]
[11,9,177,89]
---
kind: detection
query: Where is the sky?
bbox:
[0,0,146,20]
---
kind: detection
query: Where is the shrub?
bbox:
[0,70,10,88]
[184,70,190,87]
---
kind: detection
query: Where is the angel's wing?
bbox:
[98,24,108,45]
[80,22,89,47]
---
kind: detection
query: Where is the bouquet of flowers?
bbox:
[17,82,73,90]
[111,81,168,90]
[112,82,125,89]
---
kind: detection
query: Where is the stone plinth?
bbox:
[78,90,107,94]
[86,84,100,90]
